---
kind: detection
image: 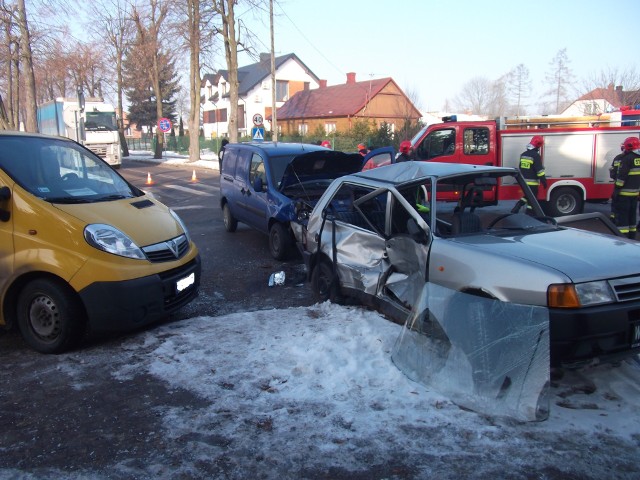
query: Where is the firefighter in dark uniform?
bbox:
[397,140,412,162]
[513,135,546,213]
[613,136,640,239]
[608,144,625,221]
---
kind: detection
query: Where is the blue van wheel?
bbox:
[223,203,238,232]
[269,223,292,260]
[17,278,86,354]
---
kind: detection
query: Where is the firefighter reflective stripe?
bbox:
[615,153,640,196]
[537,170,546,177]
[520,157,533,169]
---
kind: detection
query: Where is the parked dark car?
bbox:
[219,142,393,259]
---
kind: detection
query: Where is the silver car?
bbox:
[292,161,640,367]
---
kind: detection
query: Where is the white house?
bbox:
[562,84,640,116]
[201,53,321,139]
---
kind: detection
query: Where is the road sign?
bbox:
[252,113,264,126]
[158,117,172,133]
[252,127,265,141]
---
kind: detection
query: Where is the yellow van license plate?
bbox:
[176,272,195,292]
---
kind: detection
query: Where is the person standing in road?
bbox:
[396,140,412,162]
[513,135,546,213]
[218,138,229,170]
[613,136,640,239]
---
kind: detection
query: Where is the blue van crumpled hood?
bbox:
[454,227,640,283]
[280,151,364,191]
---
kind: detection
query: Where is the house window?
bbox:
[207,85,213,99]
[276,80,289,102]
[221,82,227,95]
[298,123,308,136]
[217,109,228,122]
[325,122,336,134]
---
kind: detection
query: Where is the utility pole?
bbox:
[270,0,277,142]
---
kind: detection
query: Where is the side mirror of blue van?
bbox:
[253,177,264,192]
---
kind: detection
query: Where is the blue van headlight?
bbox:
[84,224,146,259]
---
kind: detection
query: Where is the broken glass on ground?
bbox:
[268,271,286,287]
[391,283,550,422]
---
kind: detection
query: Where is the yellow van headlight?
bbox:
[170,209,191,243]
[84,224,146,260]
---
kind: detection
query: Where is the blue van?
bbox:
[219,142,393,260]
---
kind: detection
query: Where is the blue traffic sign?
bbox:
[158,117,172,133]
[252,127,265,141]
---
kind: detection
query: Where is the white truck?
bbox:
[37,97,122,168]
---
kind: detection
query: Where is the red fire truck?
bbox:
[410,114,640,216]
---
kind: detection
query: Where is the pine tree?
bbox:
[123,33,180,132]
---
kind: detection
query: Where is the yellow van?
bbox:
[0,132,200,353]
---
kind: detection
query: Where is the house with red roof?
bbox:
[273,72,421,137]
[562,84,640,116]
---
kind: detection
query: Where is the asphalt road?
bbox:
[120,159,316,321]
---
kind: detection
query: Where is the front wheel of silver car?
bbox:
[311,260,341,303]
[17,278,86,354]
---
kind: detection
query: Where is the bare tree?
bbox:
[182,0,208,161]
[15,0,37,131]
[132,0,170,159]
[212,0,240,143]
[507,64,531,116]
[0,1,20,129]
[89,0,134,157]
[543,48,575,114]
[454,76,495,115]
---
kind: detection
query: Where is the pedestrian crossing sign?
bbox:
[252,127,265,141]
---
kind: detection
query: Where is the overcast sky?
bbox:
[234,0,640,113]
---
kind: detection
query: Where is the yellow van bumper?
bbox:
[78,255,201,331]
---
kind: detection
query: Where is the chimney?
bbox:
[616,85,623,92]
[319,79,327,89]
[259,52,270,63]
[346,72,356,84]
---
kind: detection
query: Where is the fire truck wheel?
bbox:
[547,187,583,217]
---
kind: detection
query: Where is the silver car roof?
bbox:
[351,161,516,186]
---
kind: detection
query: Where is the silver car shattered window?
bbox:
[391,282,550,422]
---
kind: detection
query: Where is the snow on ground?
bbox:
[127,149,220,171]
[23,302,639,479]
[70,149,639,478]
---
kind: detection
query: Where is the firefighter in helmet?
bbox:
[613,136,640,239]
[513,135,546,213]
[608,143,625,221]
[397,140,412,162]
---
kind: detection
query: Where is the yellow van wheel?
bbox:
[17,278,86,354]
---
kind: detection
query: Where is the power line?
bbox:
[273,0,345,79]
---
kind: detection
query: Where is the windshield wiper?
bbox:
[46,197,93,204]
[98,194,132,200]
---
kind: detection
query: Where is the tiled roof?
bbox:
[275,77,397,119]
[577,85,640,108]
[216,53,320,96]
